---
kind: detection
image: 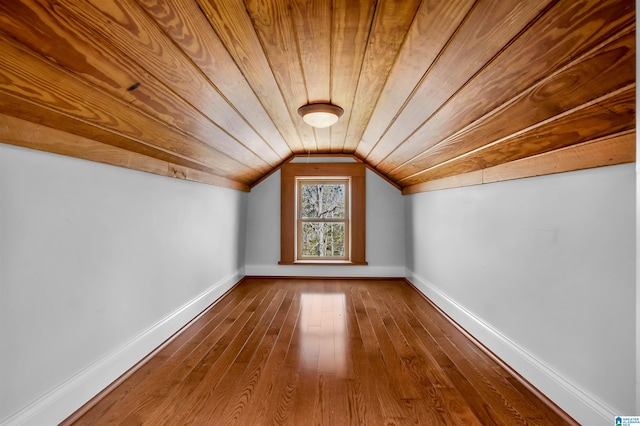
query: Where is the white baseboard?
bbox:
[405,270,618,426]
[244,264,405,277]
[1,271,244,426]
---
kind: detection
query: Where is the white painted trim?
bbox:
[244,264,405,278]
[405,269,618,426]
[1,271,244,426]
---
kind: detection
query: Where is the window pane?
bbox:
[300,183,345,219]
[301,222,345,257]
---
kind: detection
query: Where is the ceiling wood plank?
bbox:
[57,0,279,168]
[402,131,635,194]
[399,85,635,185]
[136,0,293,161]
[0,35,261,182]
[0,114,250,191]
[365,0,555,167]
[0,0,276,171]
[196,0,305,153]
[375,0,635,172]
[0,91,215,176]
[245,0,318,152]
[0,113,168,177]
[402,171,483,195]
[168,164,251,191]
[0,1,634,188]
[356,0,475,159]
[340,0,422,153]
[481,131,636,184]
[329,0,376,153]
[291,0,332,152]
[292,0,331,103]
[390,26,635,181]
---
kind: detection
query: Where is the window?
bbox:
[297,178,350,260]
[280,162,366,265]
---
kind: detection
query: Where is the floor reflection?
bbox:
[298,292,347,375]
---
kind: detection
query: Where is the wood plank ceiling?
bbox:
[0,0,635,192]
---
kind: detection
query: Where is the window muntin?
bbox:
[296,178,350,260]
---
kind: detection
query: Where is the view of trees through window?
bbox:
[298,179,349,259]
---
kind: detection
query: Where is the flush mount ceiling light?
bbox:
[297,103,344,128]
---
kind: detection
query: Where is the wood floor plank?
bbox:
[68,282,258,425]
[139,285,278,424]
[164,288,287,424]
[66,278,577,425]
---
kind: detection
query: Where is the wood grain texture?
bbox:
[291,0,332,152]
[246,0,318,153]
[392,26,636,182]
[64,278,578,425]
[401,84,635,185]
[0,114,250,191]
[197,0,305,154]
[0,0,634,189]
[374,0,635,174]
[341,0,422,153]
[78,0,278,165]
[356,0,475,158]
[0,34,259,182]
[136,0,293,160]
[364,0,555,166]
[0,0,281,169]
[402,131,635,194]
[329,0,376,153]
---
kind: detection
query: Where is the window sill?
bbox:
[278,260,368,266]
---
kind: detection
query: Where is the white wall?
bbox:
[0,144,247,425]
[405,164,636,425]
[245,168,405,277]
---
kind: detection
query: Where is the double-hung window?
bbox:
[296,177,350,261]
[280,162,366,265]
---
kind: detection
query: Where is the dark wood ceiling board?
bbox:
[399,85,635,185]
[196,0,305,154]
[390,27,636,181]
[364,0,553,167]
[291,0,332,151]
[245,0,318,153]
[329,0,376,153]
[0,0,278,172]
[375,0,635,173]
[0,36,261,182]
[340,0,422,153]
[136,0,293,161]
[355,0,475,159]
[60,0,279,168]
[402,131,636,194]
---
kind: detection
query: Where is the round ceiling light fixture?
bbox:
[297,103,344,128]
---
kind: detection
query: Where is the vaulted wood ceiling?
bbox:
[0,0,635,192]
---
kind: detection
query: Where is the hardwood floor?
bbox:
[65,278,577,425]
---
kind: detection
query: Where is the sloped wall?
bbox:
[0,144,247,425]
[405,163,636,425]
